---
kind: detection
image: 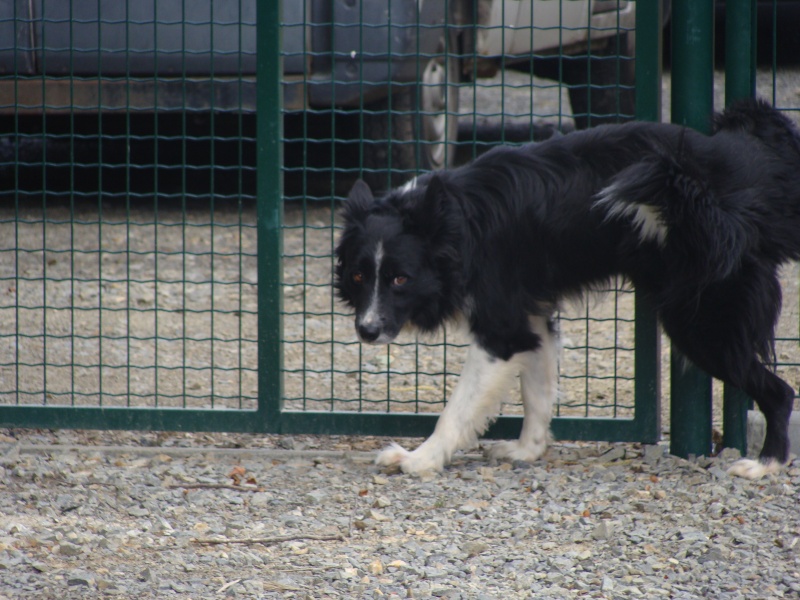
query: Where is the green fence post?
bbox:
[722,0,757,457]
[723,385,751,456]
[635,0,663,123]
[257,0,285,432]
[669,0,715,459]
[632,0,663,443]
[725,0,757,101]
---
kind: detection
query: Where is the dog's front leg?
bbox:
[376,341,519,475]
[488,315,557,463]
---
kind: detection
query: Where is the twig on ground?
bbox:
[192,532,347,546]
[169,483,264,492]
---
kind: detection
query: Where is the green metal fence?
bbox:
[0,1,797,455]
[272,0,662,443]
[0,0,264,431]
[667,0,800,458]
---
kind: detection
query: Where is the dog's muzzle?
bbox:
[356,318,397,345]
[357,321,383,343]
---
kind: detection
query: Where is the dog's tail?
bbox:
[714,98,800,264]
[713,97,800,159]
[595,142,754,284]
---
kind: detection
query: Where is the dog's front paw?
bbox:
[487,439,547,464]
[375,442,412,468]
[727,458,781,480]
[375,443,444,476]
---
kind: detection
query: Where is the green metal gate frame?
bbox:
[261,0,665,445]
[0,1,664,442]
[3,1,755,449]
[0,1,274,435]
[668,0,757,459]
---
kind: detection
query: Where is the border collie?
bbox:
[335,99,800,480]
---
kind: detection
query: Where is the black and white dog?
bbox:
[335,99,800,479]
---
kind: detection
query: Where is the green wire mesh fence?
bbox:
[0,1,796,449]
[278,0,657,441]
[0,1,262,430]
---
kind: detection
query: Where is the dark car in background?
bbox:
[0,1,637,196]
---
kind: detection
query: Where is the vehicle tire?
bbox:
[531,31,636,130]
[562,32,636,129]
[363,38,460,192]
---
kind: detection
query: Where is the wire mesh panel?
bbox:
[0,0,670,443]
[0,0,266,431]
[755,7,800,413]
[278,0,659,442]
[752,13,800,462]
[0,0,660,438]
[0,0,796,453]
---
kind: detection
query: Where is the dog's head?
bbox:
[335,177,462,344]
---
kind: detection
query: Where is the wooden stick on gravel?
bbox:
[193,533,347,546]
[169,483,264,492]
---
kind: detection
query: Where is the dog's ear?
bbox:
[348,179,373,203]
[342,179,374,222]
[423,174,446,208]
[406,174,452,239]
[336,180,374,280]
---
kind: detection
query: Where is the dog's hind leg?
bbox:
[375,341,520,475]
[488,316,558,463]
[660,271,794,479]
[668,346,792,479]
[726,364,794,479]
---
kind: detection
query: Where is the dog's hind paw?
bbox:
[487,439,547,464]
[726,458,781,480]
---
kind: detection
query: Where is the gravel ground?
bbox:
[0,429,799,600]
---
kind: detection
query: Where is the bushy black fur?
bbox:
[335,98,800,466]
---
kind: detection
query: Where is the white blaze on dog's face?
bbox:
[354,239,399,344]
[335,179,444,345]
[356,240,385,340]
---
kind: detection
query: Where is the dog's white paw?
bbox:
[375,443,444,476]
[375,442,412,467]
[726,458,781,480]
[487,439,547,464]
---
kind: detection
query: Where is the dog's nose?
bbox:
[357,322,382,343]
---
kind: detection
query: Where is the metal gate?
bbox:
[1,1,796,453]
[267,0,666,444]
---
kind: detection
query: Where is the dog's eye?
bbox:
[392,275,408,287]
[352,272,364,284]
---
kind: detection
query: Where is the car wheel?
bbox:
[563,32,636,129]
[363,38,460,191]
[532,32,636,130]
